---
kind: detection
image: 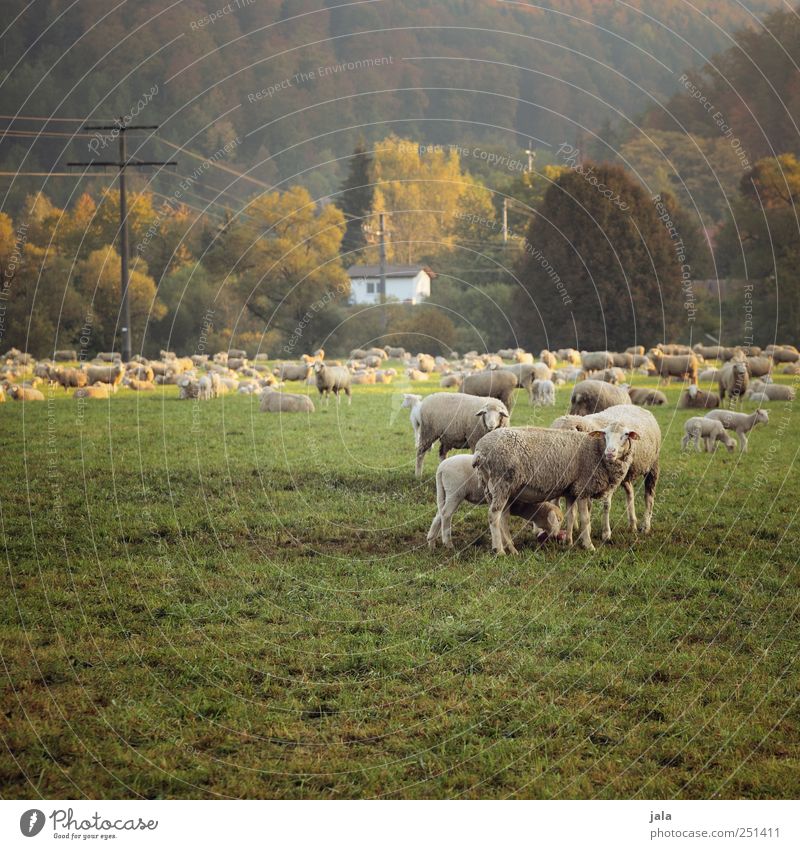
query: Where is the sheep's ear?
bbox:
[475,408,487,417]
[588,430,605,439]
[626,431,640,440]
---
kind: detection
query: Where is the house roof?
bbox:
[346,264,436,279]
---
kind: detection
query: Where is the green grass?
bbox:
[1,368,799,799]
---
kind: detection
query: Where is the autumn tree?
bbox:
[513,162,700,350]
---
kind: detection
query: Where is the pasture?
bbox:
[1,369,798,799]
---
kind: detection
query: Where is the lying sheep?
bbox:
[552,404,661,539]
[259,387,315,413]
[473,423,638,552]
[414,393,509,477]
[314,361,351,405]
[124,378,155,391]
[461,369,518,409]
[705,408,769,452]
[426,454,562,550]
[8,384,45,401]
[747,383,795,401]
[406,368,430,381]
[594,367,626,384]
[74,385,110,399]
[350,371,376,385]
[681,417,736,453]
[678,385,720,409]
[439,373,463,389]
[530,378,555,406]
[627,386,667,406]
[570,379,632,415]
[718,360,749,402]
[746,356,773,378]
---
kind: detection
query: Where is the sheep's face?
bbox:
[688,385,698,398]
[756,409,769,424]
[590,423,639,462]
[401,393,422,409]
[476,403,509,431]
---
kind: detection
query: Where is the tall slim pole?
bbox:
[378,211,387,305]
[502,198,508,243]
[118,130,132,363]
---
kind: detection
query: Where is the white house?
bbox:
[346,264,434,305]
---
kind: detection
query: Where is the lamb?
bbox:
[551,404,661,539]
[313,361,352,405]
[86,363,125,391]
[7,384,45,401]
[569,379,632,415]
[426,454,562,550]
[461,369,518,409]
[705,408,769,452]
[650,350,699,383]
[678,384,720,409]
[530,379,555,406]
[681,417,736,453]
[718,360,749,402]
[472,423,638,553]
[274,362,311,382]
[414,393,509,477]
[259,387,315,413]
[400,393,423,446]
[627,386,667,406]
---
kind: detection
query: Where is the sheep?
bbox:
[705,408,769,452]
[497,362,549,402]
[718,360,749,402]
[52,366,88,391]
[274,362,311,382]
[258,387,315,413]
[400,393,423,446]
[406,368,430,381]
[681,417,737,453]
[557,348,581,365]
[415,353,436,373]
[53,349,77,361]
[610,352,634,369]
[124,378,155,391]
[551,404,661,539]
[632,354,656,372]
[539,350,558,369]
[656,343,694,355]
[593,367,626,384]
[650,350,699,383]
[313,361,351,405]
[350,370,376,385]
[177,376,200,399]
[439,372,463,389]
[86,363,124,391]
[7,384,44,401]
[677,385,720,409]
[626,346,645,356]
[128,364,155,382]
[699,368,722,383]
[747,383,796,401]
[530,378,555,406]
[426,454,562,550]
[74,385,110,399]
[581,351,613,372]
[569,379,632,415]
[693,344,726,360]
[384,346,406,359]
[766,346,799,363]
[627,386,667,406]
[414,393,509,477]
[461,369,518,409]
[782,363,800,375]
[472,423,639,553]
[745,356,773,378]
[364,355,382,369]
[97,352,121,363]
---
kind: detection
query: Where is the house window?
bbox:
[366,282,375,293]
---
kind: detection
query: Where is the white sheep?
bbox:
[258,387,315,413]
[314,361,351,405]
[530,378,555,406]
[705,408,769,452]
[681,417,736,453]
[414,392,509,477]
[569,379,631,415]
[426,454,562,550]
[400,393,423,446]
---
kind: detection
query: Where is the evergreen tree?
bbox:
[338,141,374,260]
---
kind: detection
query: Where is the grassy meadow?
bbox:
[1,366,799,799]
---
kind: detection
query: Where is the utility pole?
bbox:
[68,120,176,362]
[524,139,536,173]
[378,211,387,305]
[502,198,508,244]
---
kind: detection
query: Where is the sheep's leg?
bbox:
[601,492,613,542]
[577,498,595,551]
[681,433,690,450]
[623,480,637,531]
[487,488,509,555]
[346,387,352,406]
[641,464,658,534]
[499,507,519,555]
[426,512,442,550]
[440,495,462,549]
[563,496,576,545]
[738,430,748,452]
[415,436,434,478]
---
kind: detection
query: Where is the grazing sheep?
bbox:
[557,348,582,365]
[650,350,699,383]
[678,385,720,409]
[610,352,634,369]
[705,408,769,452]
[97,352,121,363]
[581,351,614,373]
[539,350,558,369]
[439,372,463,389]
[426,454,562,550]
[626,346,645,356]
[497,362,549,402]
[530,379,555,406]
[551,404,661,539]
[718,360,749,402]
[54,349,77,361]
[698,368,722,383]
[313,361,351,405]
[52,367,88,391]
[274,362,311,382]
[569,379,631,415]
[656,343,694,355]
[74,385,110,399]
[766,346,799,363]
[259,387,315,413]
[8,385,45,401]
[627,386,667,406]
[414,393,509,477]
[385,346,406,359]
[632,354,656,372]
[86,363,125,391]
[472,423,638,552]
[745,356,773,378]
[461,369,518,409]
[747,383,795,401]
[693,344,726,360]
[681,417,736,453]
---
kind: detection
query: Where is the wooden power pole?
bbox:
[68,121,176,362]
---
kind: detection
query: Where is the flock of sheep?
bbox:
[2,340,797,556]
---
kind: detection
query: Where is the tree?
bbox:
[513,162,698,350]
[337,140,374,260]
[385,303,456,356]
